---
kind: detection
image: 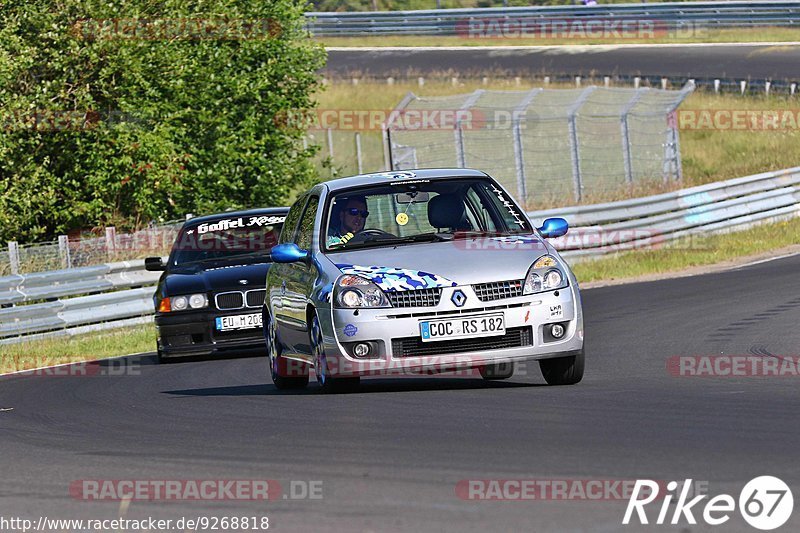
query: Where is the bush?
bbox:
[0,0,325,243]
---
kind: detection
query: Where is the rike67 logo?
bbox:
[623,477,793,530]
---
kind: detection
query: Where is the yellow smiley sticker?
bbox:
[395,212,409,226]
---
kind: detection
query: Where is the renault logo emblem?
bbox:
[451,289,467,307]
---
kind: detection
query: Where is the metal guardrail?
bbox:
[306,1,800,36]
[2,167,799,343]
[529,167,800,260]
[0,260,160,344]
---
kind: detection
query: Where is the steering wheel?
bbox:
[350,228,396,242]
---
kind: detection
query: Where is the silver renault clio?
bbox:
[264,169,584,393]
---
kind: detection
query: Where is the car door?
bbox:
[269,195,306,342]
[281,195,320,355]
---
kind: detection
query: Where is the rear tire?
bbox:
[267,311,309,390]
[539,350,584,385]
[310,312,360,394]
[479,362,514,380]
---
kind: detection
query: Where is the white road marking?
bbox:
[732,250,800,269]
[0,351,154,378]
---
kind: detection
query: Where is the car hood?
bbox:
[330,235,551,290]
[163,262,271,295]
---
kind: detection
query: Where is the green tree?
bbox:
[0,0,324,242]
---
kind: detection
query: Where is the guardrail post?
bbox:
[567,87,595,203]
[326,128,335,178]
[663,81,695,184]
[326,127,334,160]
[512,88,543,205]
[105,227,117,259]
[58,235,72,269]
[8,241,19,275]
[454,90,484,168]
[620,89,646,186]
[355,132,363,174]
[382,128,393,171]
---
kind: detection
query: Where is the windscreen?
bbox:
[324,177,531,252]
[170,213,284,266]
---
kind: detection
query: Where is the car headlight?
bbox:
[334,275,391,309]
[189,293,208,309]
[161,293,208,312]
[523,255,569,295]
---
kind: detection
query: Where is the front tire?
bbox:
[539,350,584,385]
[310,312,359,394]
[267,310,308,390]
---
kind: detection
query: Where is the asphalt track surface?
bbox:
[324,44,800,80]
[2,253,800,532]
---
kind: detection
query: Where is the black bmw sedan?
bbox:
[145,207,288,362]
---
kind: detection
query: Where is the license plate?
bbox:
[420,313,505,342]
[215,313,262,331]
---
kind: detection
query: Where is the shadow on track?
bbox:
[163,378,543,397]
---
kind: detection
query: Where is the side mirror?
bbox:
[537,217,569,239]
[144,257,166,271]
[271,243,309,263]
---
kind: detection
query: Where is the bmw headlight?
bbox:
[164,293,208,312]
[334,275,391,309]
[523,255,569,295]
[188,293,208,309]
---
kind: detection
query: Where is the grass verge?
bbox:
[318,28,800,47]
[0,323,155,375]
[571,217,800,283]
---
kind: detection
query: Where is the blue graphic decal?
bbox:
[344,324,358,337]
[336,264,458,292]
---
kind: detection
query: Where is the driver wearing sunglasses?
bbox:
[327,196,369,247]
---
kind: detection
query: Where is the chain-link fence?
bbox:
[307,128,389,179]
[2,222,183,276]
[386,83,694,208]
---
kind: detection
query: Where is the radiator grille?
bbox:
[387,288,442,308]
[246,289,266,308]
[392,326,532,358]
[215,291,244,310]
[473,280,524,302]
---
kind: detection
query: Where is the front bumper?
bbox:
[155,309,265,359]
[321,284,583,377]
